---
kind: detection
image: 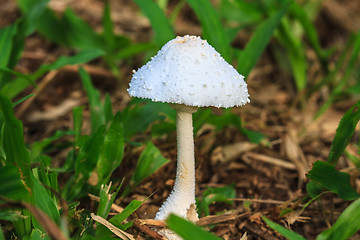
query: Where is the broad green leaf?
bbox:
[131,142,169,186]
[328,100,360,164]
[0,95,32,190]
[16,0,49,36]
[306,161,360,200]
[123,100,172,139]
[262,216,306,240]
[97,111,124,183]
[186,0,231,61]
[166,214,221,240]
[134,0,174,47]
[198,184,236,216]
[306,181,323,199]
[122,142,169,196]
[61,9,102,49]
[317,198,360,240]
[0,165,29,202]
[237,1,291,76]
[79,67,105,133]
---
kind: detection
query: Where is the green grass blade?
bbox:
[0,165,29,202]
[97,183,121,219]
[317,198,360,240]
[37,49,105,76]
[289,2,333,62]
[31,174,60,225]
[72,106,84,147]
[109,199,143,230]
[2,49,104,99]
[0,95,32,190]
[166,214,221,240]
[276,18,307,90]
[104,93,113,124]
[75,126,105,182]
[327,100,360,164]
[237,1,291,76]
[315,31,360,118]
[306,161,360,200]
[262,216,306,240]
[102,0,115,51]
[30,130,74,161]
[186,0,231,61]
[79,67,105,133]
[0,23,17,84]
[134,0,174,47]
[97,111,124,183]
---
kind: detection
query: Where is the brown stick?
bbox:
[133,218,167,240]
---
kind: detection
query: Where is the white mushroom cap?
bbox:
[128,35,250,108]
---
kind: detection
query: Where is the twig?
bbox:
[88,194,124,213]
[91,213,135,240]
[133,218,167,240]
[243,152,296,170]
[228,198,286,205]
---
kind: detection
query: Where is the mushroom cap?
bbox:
[128,35,250,108]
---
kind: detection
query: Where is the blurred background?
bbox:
[0,0,360,239]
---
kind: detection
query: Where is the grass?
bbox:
[0,0,360,239]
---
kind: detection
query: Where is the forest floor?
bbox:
[2,0,360,239]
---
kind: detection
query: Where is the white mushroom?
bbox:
[128,35,249,239]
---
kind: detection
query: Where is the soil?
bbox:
[2,0,360,239]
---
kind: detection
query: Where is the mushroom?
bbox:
[128,35,249,239]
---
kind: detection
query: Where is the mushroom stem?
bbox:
[155,104,199,222]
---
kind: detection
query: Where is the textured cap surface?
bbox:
[128,35,250,108]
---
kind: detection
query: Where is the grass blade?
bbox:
[97,111,124,183]
[317,199,360,240]
[31,174,60,225]
[327,100,360,164]
[134,0,174,47]
[166,214,221,240]
[186,0,231,61]
[79,67,105,133]
[237,1,291,76]
[0,165,29,202]
[262,216,306,240]
[0,95,32,190]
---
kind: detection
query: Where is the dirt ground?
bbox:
[2,0,360,239]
